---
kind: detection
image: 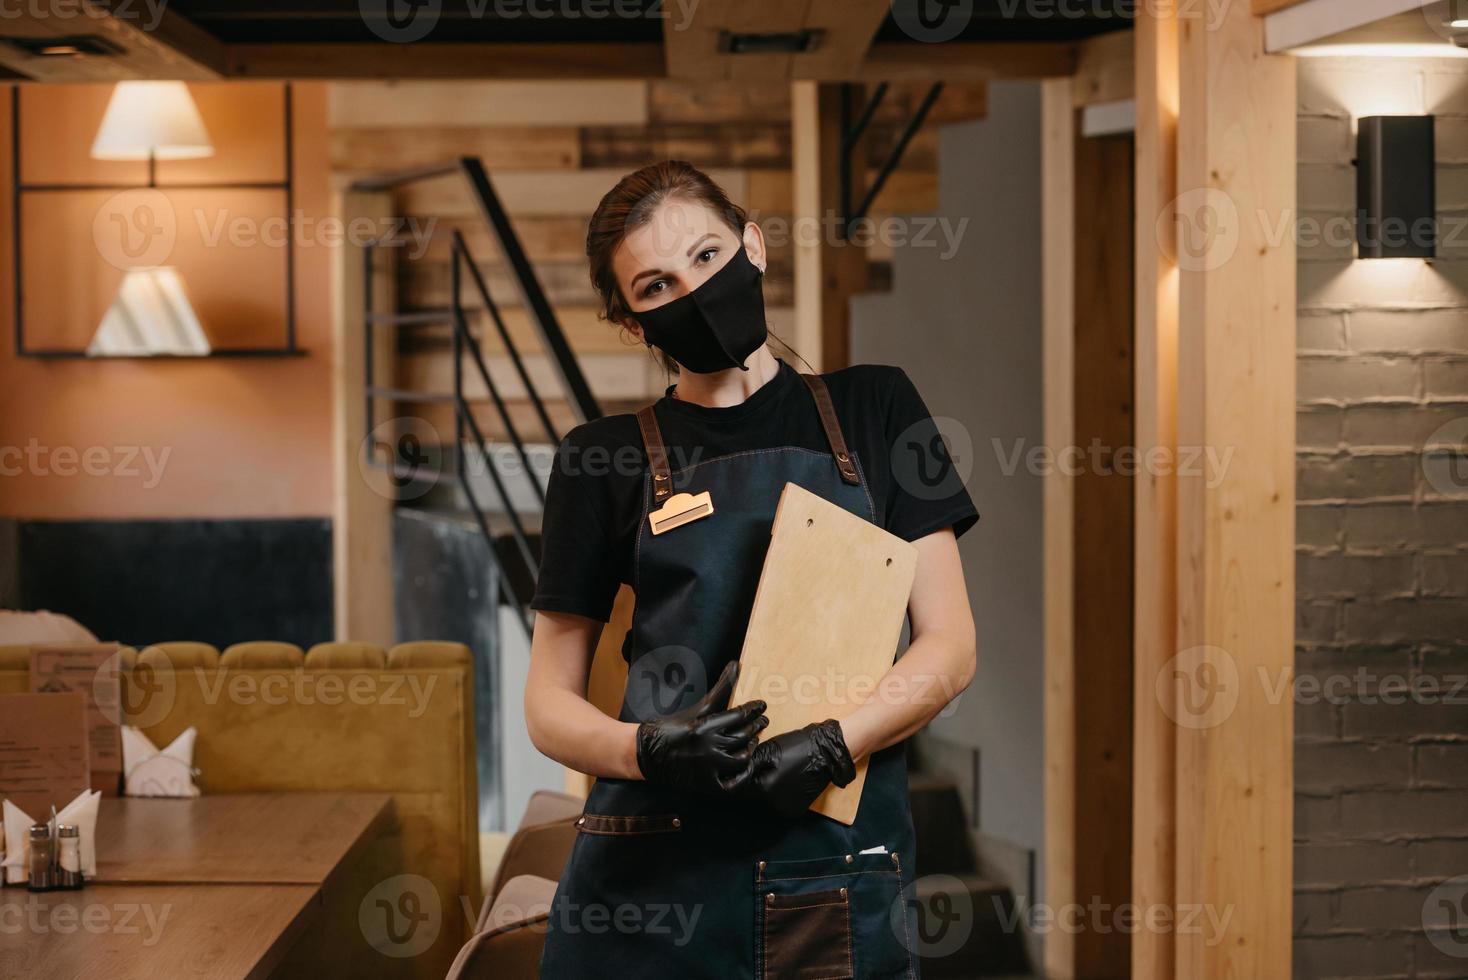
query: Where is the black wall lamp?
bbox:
[1356,115,1436,259]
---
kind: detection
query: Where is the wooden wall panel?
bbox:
[328,81,649,127]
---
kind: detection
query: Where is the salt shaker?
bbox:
[57,825,83,890]
[27,824,54,892]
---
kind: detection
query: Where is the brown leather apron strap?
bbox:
[636,404,673,503]
[800,373,861,486]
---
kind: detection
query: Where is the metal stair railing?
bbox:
[355,158,603,639]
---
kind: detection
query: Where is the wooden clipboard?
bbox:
[730,482,919,825]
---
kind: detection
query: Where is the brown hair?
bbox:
[585,159,807,375]
[587,160,745,326]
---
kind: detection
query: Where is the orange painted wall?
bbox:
[0,82,334,519]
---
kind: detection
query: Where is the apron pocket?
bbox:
[575,812,682,836]
[757,851,913,979]
[761,887,854,980]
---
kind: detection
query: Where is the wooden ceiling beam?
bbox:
[229,39,1075,82]
[1073,30,1133,107]
[0,1,225,81]
[859,41,1079,81]
[226,42,666,80]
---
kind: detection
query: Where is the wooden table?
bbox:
[0,884,318,980]
[0,793,391,980]
[93,792,391,885]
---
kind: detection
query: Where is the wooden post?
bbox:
[792,81,868,372]
[1173,0,1295,975]
[1132,4,1179,979]
[1040,75,1076,980]
[331,187,397,645]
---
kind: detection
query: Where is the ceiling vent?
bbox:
[718,30,824,55]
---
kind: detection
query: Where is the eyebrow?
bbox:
[628,234,722,289]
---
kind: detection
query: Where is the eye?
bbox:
[640,278,668,299]
[696,247,718,264]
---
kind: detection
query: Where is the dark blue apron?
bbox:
[540,373,920,979]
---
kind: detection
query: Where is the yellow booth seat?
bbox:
[0,639,482,980]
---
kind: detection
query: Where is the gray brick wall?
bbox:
[1296,58,1468,979]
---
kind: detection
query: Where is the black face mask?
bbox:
[630,246,768,374]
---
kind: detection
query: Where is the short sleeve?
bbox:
[882,368,979,542]
[529,432,621,622]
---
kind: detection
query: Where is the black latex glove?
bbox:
[743,719,857,818]
[636,661,768,795]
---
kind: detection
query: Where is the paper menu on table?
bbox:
[0,691,91,817]
[29,643,122,792]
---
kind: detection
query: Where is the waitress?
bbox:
[526,160,978,979]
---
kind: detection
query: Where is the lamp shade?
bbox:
[90,81,213,161]
[88,267,211,357]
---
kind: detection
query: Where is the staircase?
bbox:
[353,157,601,831]
[908,744,1037,977]
[354,157,601,632]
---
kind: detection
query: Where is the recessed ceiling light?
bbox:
[4,35,124,58]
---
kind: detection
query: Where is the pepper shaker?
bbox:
[27,824,54,892]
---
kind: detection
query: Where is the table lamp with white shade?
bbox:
[88,81,214,356]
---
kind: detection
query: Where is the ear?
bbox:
[742,221,768,273]
[622,316,645,345]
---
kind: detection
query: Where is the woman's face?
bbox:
[612,198,767,338]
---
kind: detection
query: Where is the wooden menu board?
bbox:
[730,482,919,825]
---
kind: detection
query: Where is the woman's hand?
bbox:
[636,661,769,795]
[741,719,856,818]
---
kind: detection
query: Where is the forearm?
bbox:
[526,685,642,780]
[838,628,976,762]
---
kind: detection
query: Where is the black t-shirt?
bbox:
[529,357,979,622]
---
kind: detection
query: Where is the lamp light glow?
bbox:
[90,81,213,162]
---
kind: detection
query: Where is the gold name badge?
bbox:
[649,491,715,535]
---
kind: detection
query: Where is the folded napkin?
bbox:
[122,726,201,798]
[1,789,101,883]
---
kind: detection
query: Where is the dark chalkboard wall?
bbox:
[15,518,333,649]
